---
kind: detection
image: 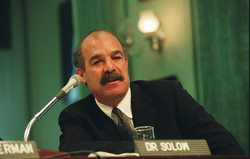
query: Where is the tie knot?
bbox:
[112,107,122,117]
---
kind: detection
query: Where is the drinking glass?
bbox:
[132,126,155,140]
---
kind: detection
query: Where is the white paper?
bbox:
[88,151,140,157]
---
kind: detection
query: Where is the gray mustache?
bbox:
[100,71,124,85]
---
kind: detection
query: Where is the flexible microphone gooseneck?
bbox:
[23,74,82,142]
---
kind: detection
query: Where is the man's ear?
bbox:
[76,67,87,84]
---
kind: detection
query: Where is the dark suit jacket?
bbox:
[59,80,245,155]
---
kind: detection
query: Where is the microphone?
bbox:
[56,74,82,100]
[23,74,82,141]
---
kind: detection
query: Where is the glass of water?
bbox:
[132,126,155,140]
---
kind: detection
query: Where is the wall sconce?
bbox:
[117,10,165,56]
[138,9,165,52]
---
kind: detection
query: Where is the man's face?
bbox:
[77,31,130,106]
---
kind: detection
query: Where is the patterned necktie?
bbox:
[112,107,133,141]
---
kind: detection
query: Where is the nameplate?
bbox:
[0,141,39,158]
[134,139,211,156]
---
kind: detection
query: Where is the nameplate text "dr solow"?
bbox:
[134,139,211,156]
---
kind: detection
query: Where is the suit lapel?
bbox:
[130,83,156,127]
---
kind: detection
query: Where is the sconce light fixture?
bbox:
[117,9,165,56]
[138,9,165,52]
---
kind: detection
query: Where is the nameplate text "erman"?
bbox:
[0,141,39,158]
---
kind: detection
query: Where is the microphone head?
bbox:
[62,74,82,93]
[70,74,82,87]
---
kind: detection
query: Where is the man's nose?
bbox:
[104,59,115,72]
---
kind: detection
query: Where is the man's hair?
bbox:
[73,29,127,71]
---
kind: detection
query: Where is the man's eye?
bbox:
[93,61,100,65]
[114,56,122,60]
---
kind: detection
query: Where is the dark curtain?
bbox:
[192,0,249,155]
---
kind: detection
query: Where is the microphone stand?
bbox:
[23,74,81,142]
[23,91,65,142]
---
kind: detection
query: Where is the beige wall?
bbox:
[25,0,68,150]
[0,0,68,151]
[127,0,197,99]
[0,0,29,141]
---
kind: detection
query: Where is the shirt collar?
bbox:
[95,88,132,119]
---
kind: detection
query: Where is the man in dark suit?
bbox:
[58,29,245,155]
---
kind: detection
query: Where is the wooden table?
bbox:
[38,149,249,159]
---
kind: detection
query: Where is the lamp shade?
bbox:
[138,9,160,33]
